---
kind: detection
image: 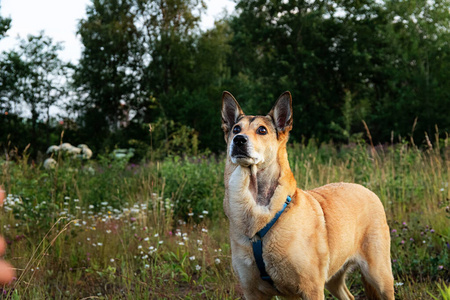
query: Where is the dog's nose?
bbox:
[233,135,248,146]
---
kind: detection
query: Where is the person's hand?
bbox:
[0,187,15,284]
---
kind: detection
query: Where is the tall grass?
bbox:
[0,140,448,299]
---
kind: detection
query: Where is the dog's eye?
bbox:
[233,125,241,134]
[257,126,268,135]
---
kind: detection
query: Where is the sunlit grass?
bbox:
[0,140,448,298]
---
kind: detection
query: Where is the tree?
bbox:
[0,4,12,111]
[75,0,145,132]
[227,0,450,144]
[0,33,68,148]
[136,0,233,151]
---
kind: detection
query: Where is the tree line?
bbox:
[1,0,449,159]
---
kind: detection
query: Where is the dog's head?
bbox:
[221,91,293,167]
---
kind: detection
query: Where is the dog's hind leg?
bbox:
[325,265,354,300]
[358,231,395,300]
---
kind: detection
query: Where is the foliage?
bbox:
[227,0,450,144]
[0,33,68,154]
[0,4,11,40]
[74,0,145,131]
[2,1,450,157]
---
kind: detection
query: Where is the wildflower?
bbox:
[400,240,405,244]
[97,242,103,246]
[409,238,414,242]
[46,145,60,154]
[215,258,221,264]
[189,256,195,261]
[142,255,148,260]
[438,265,444,270]
[154,233,159,237]
[144,237,149,241]
[138,245,142,249]
[402,222,407,226]
[199,215,204,218]
[158,241,163,244]
[395,282,404,287]
[391,229,397,233]
[430,229,435,233]
[198,248,203,251]
[144,264,150,269]
[195,265,201,271]
[202,228,208,233]
[179,242,185,246]
[202,210,208,215]
[43,158,57,170]
[188,212,194,217]
[110,258,115,263]
[440,188,445,192]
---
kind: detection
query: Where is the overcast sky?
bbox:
[0,0,235,63]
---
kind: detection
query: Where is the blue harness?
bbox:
[251,195,292,285]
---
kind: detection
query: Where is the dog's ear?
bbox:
[221,91,244,137]
[268,91,293,133]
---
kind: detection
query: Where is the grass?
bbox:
[0,140,448,299]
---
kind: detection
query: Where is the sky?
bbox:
[0,0,235,63]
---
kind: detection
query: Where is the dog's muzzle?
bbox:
[230,134,263,165]
[231,135,249,158]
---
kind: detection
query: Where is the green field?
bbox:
[0,141,449,299]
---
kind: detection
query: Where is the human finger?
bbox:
[0,237,6,256]
[0,261,15,284]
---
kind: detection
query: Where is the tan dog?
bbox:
[221,91,394,300]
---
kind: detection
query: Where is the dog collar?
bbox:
[251,195,292,285]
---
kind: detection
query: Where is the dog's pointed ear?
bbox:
[268,91,293,133]
[221,91,244,136]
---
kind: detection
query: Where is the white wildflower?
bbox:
[43,158,57,170]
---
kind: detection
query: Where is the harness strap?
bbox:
[251,196,292,285]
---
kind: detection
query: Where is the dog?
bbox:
[221,91,394,300]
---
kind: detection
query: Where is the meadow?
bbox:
[0,139,449,299]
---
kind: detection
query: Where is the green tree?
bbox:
[0,33,68,148]
[75,0,144,131]
[0,4,11,39]
[136,0,232,151]
[227,0,450,144]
